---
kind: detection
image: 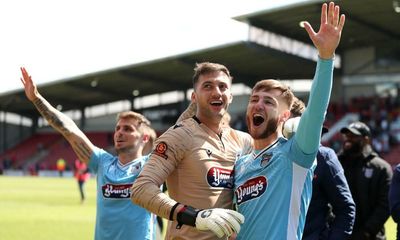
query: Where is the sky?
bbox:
[0,0,302,94]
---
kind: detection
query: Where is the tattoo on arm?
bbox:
[33,98,70,136]
[73,141,92,160]
[33,96,93,162]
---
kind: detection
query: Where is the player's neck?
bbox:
[118,152,142,165]
[254,132,279,150]
[195,115,223,135]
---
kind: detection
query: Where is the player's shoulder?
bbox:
[157,118,198,145]
[231,129,251,138]
[166,117,197,133]
[236,151,252,165]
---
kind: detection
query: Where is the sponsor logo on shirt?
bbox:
[206,167,234,189]
[235,176,267,205]
[102,183,133,199]
[154,142,168,159]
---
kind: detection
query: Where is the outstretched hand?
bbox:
[20,67,39,102]
[302,2,345,59]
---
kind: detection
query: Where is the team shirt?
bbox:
[131,116,253,240]
[89,147,155,240]
[234,58,334,240]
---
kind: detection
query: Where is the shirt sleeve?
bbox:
[390,164,400,223]
[318,147,355,240]
[131,124,192,219]
[364,159,393,235]
[295,58,334,157]
[88,146,110,173]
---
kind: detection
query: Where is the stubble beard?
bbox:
[115,145,136,155]
[249,117,279,140]
[343,141,363,155]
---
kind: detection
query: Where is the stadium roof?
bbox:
[0,41,317,119]
[2,0,398,119]
[235,0,400,53]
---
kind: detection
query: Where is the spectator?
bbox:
[74,158,91,204]
[338,121,393,240]
[56,158,66,177]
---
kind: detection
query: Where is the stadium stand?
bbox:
[0,132,112,174]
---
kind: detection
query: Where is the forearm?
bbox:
[33,95,77,137]
[328,228,351,240]
[131,153,180,220]
[32,95,93,162]
[131,175,177,219]
[328,169,356,236]
[296,58,334,153]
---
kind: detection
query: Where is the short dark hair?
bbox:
[252,79,294,109]
[116,111,151,134]
[192,62,232,88]
[290,97,305,117]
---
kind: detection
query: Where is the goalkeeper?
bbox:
[131,62,253,240]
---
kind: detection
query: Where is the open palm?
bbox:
[303,2,345,59]
[20,67,39,101]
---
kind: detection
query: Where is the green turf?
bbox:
[0,176,397,239]
[0,176,96,240]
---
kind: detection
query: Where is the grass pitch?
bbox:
[0,176,397,239]
[0,176,96,240]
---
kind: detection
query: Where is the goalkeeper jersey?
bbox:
[131,116,253,240]
[89,147,155,240]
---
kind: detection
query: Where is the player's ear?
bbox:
[142,133,150,144]
[228,92,233,104]
[280,109,291,123]
[191,91,197,103]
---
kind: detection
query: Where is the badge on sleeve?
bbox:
[154,142,168,159]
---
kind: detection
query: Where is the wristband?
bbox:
[169,202,180,221]
[176,205,200,227]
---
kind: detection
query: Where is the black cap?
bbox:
[340,121,371,137]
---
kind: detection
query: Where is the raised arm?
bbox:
[20,67,95,163]
[295,2,345,155]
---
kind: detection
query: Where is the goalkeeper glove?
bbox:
[176,205,244,238]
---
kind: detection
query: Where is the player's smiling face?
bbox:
[191,71,232,121]
[114,118,143,154]
[246,89,285,139]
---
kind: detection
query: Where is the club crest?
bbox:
[260,152,272,167]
